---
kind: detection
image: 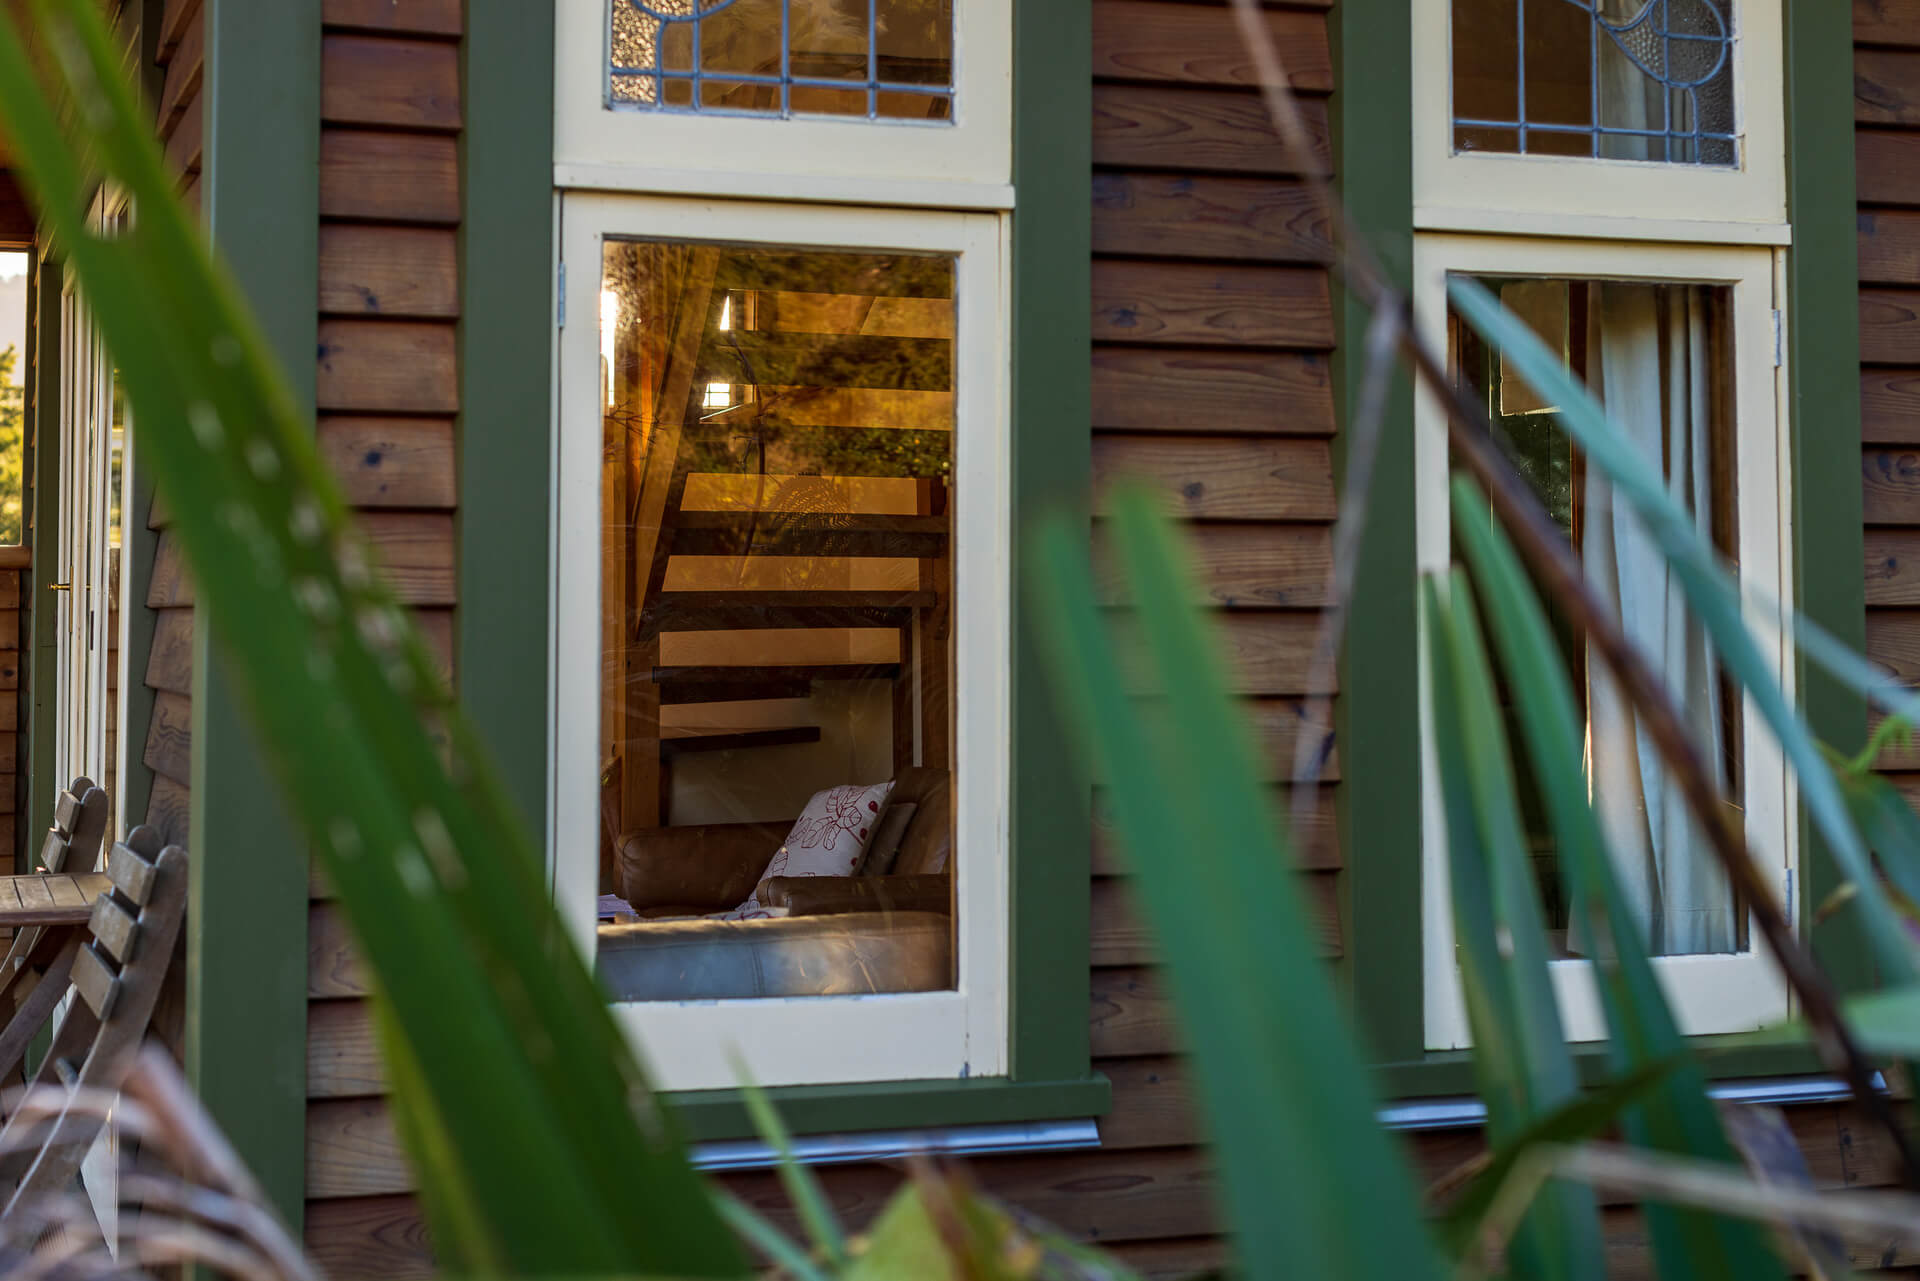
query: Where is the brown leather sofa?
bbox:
[596,767,954,1000]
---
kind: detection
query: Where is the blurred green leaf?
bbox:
[1448,279,1918,989]
[735,1059,848,1269]
[1421,572,1605,1281]
[1029,486,1449,1281]
[0,2,744,1273]
[1448,477,1788,1281]
[1841,987,1920,1058]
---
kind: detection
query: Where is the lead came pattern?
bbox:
[608,0,955,122]
[1451,0,1738,166]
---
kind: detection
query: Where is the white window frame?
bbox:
[1412,233,1796,1047]
[1412,0,1788,242]
[551,192,1012,1091]
[555,0,1013,209]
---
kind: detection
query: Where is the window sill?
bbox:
[1371,1034,1831,1112]
[666,1074,1112,1145]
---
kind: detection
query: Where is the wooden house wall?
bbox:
[137,0,204,847]
[292,2,1920,1278]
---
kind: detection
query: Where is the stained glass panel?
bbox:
[609,0,955,122]
[1450,0,1738,165]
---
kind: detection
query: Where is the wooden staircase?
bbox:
[601,241,955,847]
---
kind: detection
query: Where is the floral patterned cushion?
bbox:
[724,780,897,920]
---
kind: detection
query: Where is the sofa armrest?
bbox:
[616,821,788,912]
[758,874,951,916]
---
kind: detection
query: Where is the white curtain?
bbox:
[1582,284,1737,956]
[1595,0,1667,163]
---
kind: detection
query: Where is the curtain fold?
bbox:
[1582,283,1737,955]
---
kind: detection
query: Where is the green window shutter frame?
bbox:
[458,1,1106,1137]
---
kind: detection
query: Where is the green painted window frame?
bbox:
[1336,0,1868,1096]
[458,0,1106,1140]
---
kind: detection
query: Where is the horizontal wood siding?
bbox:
[138,0,203,844]
[303,0,463,1260]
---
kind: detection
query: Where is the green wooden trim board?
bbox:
[1784,0,1872,994]
[1007,0,1097,1088]
[459,0,556,850]
[187,0,320,1228]
[1332,0,1424,1067]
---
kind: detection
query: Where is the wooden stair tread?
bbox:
[658,726,823,756]
[654,663,902,684]
[654,590,937,609]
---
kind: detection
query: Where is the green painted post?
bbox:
[188,0,320,1229]
[1785,0,1872,993]
[458,0,555,852]
[1008,0,1098,1086]
[1330,0,1424,1066]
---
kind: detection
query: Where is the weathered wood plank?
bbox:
[1862,369,1920,442]
[1093,783,1340,871]
[147,532,192,608]
[308,1098,409,1199]
[1858,0,1920,48]
[143,691,192,787]
[317,320,458,415]
[1864,446,1920,523]
[1094,521,1330,608]
[145,774,190,848]
[155,10,203,134]
[319,131,460,225]
[359,513,456,606]
[321,35,461,131]
[1093,84,1330,176]
[163,90,203,179]
[1857,48,1920,126]
[1093,436,1336,521]
[1093,347,1333,435]
[1093,173,1330,264]
[1091,869,1340,965]
[1859,128,1920,207]
[304,1194,434,1279]
[1108,1237,1232,1281]
[1867,527,1920,605]
[1091,966,1182,1058]
[318,225,459,319]
[1091,0,1331,91]
[318,417,457,508]
[309,903,365,998]
[1865,608,1920,685]
[322,0,462,36]
[144,609,194,696]
[1114,611,1330,695]
[308,999,384,1098]
[1093,260,1333,349]
[156,0,200,58]
[1861,289,1920,363]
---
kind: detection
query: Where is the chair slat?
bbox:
[35,831,66,876]
[87,895,137,966]
[44,877,86,910]
[12,878,52,913]
[52,793,80,836]
[69,943,117,1020]
[107,845,156,907]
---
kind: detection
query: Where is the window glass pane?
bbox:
[1450,0,1738,165]
[595,237,957,1001]
[1451,275,1744,958]
[0,252,26,545]
[610,0,954,122]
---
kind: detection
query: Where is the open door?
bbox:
[52,196,128,843]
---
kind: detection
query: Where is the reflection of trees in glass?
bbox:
[0,344,25,544]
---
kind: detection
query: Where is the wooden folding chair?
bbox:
[0,826,188,1215]
[0,782,113,1075]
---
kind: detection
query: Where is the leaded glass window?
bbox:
[1450,0,1737,165]
[609,0,955,121]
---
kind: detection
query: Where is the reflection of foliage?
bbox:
[0,344,24,544]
